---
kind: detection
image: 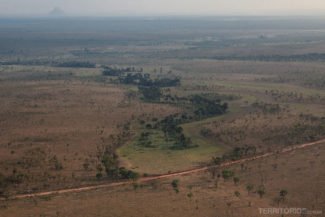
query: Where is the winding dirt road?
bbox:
[3,138,325,201]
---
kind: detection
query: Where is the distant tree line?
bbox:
[118,73,180,88]
[54,61,96,68]
[102,66,180,87]
[102,66,143,76]
[102,66,180,102]
[162,94,228,119]
[212,53,325,62]
[0,60,96,68]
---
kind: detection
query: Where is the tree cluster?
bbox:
[159,115,193,150]
[102,66,143,76]
[190,95,228,117]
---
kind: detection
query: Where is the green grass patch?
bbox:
[117,118,224,174]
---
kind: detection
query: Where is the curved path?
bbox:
[2,138,325,201]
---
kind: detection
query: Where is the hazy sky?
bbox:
[1,0,325,16]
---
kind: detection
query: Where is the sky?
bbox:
[1,0,325,16]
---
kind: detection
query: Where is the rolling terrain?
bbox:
[0,17,324,217]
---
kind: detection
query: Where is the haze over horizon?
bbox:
[1,0,325,17]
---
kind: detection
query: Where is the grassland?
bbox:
[0,17,325,217]
[1,141,324,217]
[118,131,221,174]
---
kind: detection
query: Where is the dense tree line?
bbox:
[161,94,229,118]
[116,72,180,102]
[118,73,180,88]
[102,66,143,76]
[134,93,229,150]
[102,66,180,89]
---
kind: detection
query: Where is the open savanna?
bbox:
[117,59,325,173]
[1,140,324,217]
[1,17,325,217]
[0,65,179,194]
[1,59,325,196]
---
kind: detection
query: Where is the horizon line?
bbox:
[1,14,325,19]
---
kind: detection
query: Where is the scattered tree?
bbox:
[171,179,180,193]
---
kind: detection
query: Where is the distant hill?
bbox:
[49,7,65,17]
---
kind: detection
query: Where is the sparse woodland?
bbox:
[0,17,324,217]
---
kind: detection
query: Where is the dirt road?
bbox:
[3,138,325,201]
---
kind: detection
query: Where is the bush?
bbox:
[96,172,103,180]
[118,167,139,180]
[222,170,234,180]
[50,155,63,170]
[0,173,8,195]
[200,128,213,137]
[233,177,240,185]
[246,184,254,194]
[279,189,288,199]
[257,185,266,198]
[171,179,180,193]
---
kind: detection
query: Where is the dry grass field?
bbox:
[0,66,179,194]
[0,17,325,217]
[1,141,323,217]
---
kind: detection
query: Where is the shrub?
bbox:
[257,186,266,198]
[233,177,240,185]
[171,179,180,193]
[222,170,234,180]
[118,167,140,180]
[96,172,103,180]
[246,184,254,194]
[50,155,63,170]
